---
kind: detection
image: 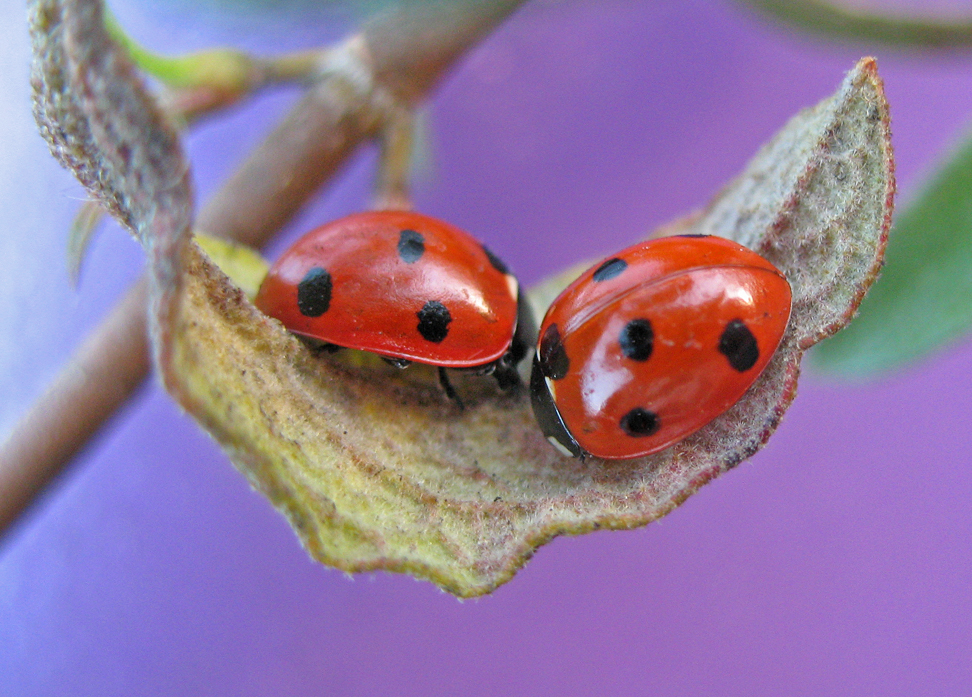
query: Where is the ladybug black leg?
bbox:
[307,341,343,356]
[491,356,522,392]
[490,287,536,393]
[438,366,465,410]
[382,357,412,369]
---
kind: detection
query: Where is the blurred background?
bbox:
[2,0,972,694]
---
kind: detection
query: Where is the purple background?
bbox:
[3,0,972,694]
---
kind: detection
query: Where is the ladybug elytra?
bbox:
[255,211,534,399]
[530,235,792,460]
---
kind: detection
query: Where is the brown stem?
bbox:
[196,53,378,245]
[256,49,327,83]
[1,0,526,537]
[0,279,150,534]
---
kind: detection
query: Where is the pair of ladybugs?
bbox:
[255,211,792,461]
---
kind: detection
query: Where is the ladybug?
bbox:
[254,211,535,401]
[530,235,792,460]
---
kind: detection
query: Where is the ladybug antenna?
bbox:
[438,367,464,411]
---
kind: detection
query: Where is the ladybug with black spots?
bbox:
[530,235,792,460]
[255,211,535,401]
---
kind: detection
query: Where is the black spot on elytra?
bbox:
[538,323,569,380]
[592,257,627,282]
[296,267,332,317]
[482,245,509,275]
[620,408,660,437]
[398,229,425,264]
[619,318,653,361]
[719,319,759,372]
[417,300,452,343]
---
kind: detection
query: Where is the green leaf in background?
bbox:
[161,0,482,17]
[105,9,258,90]
[741,0,972,49]
[812,126,972,378]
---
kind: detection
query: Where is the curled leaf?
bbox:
[30,0,894,598]
[179,59,892,596]
[30,0,192,247]
[30,0,195,447]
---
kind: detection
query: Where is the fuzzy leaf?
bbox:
[812,126,972,378]
[29,0,192,245]
[30,0,194,399]
[30,0,893,598]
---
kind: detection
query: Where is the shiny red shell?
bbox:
[254,211,520,367]
[531,235,792,460]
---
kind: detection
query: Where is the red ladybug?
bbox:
[530,235,791,460]
[255,211,534,399]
